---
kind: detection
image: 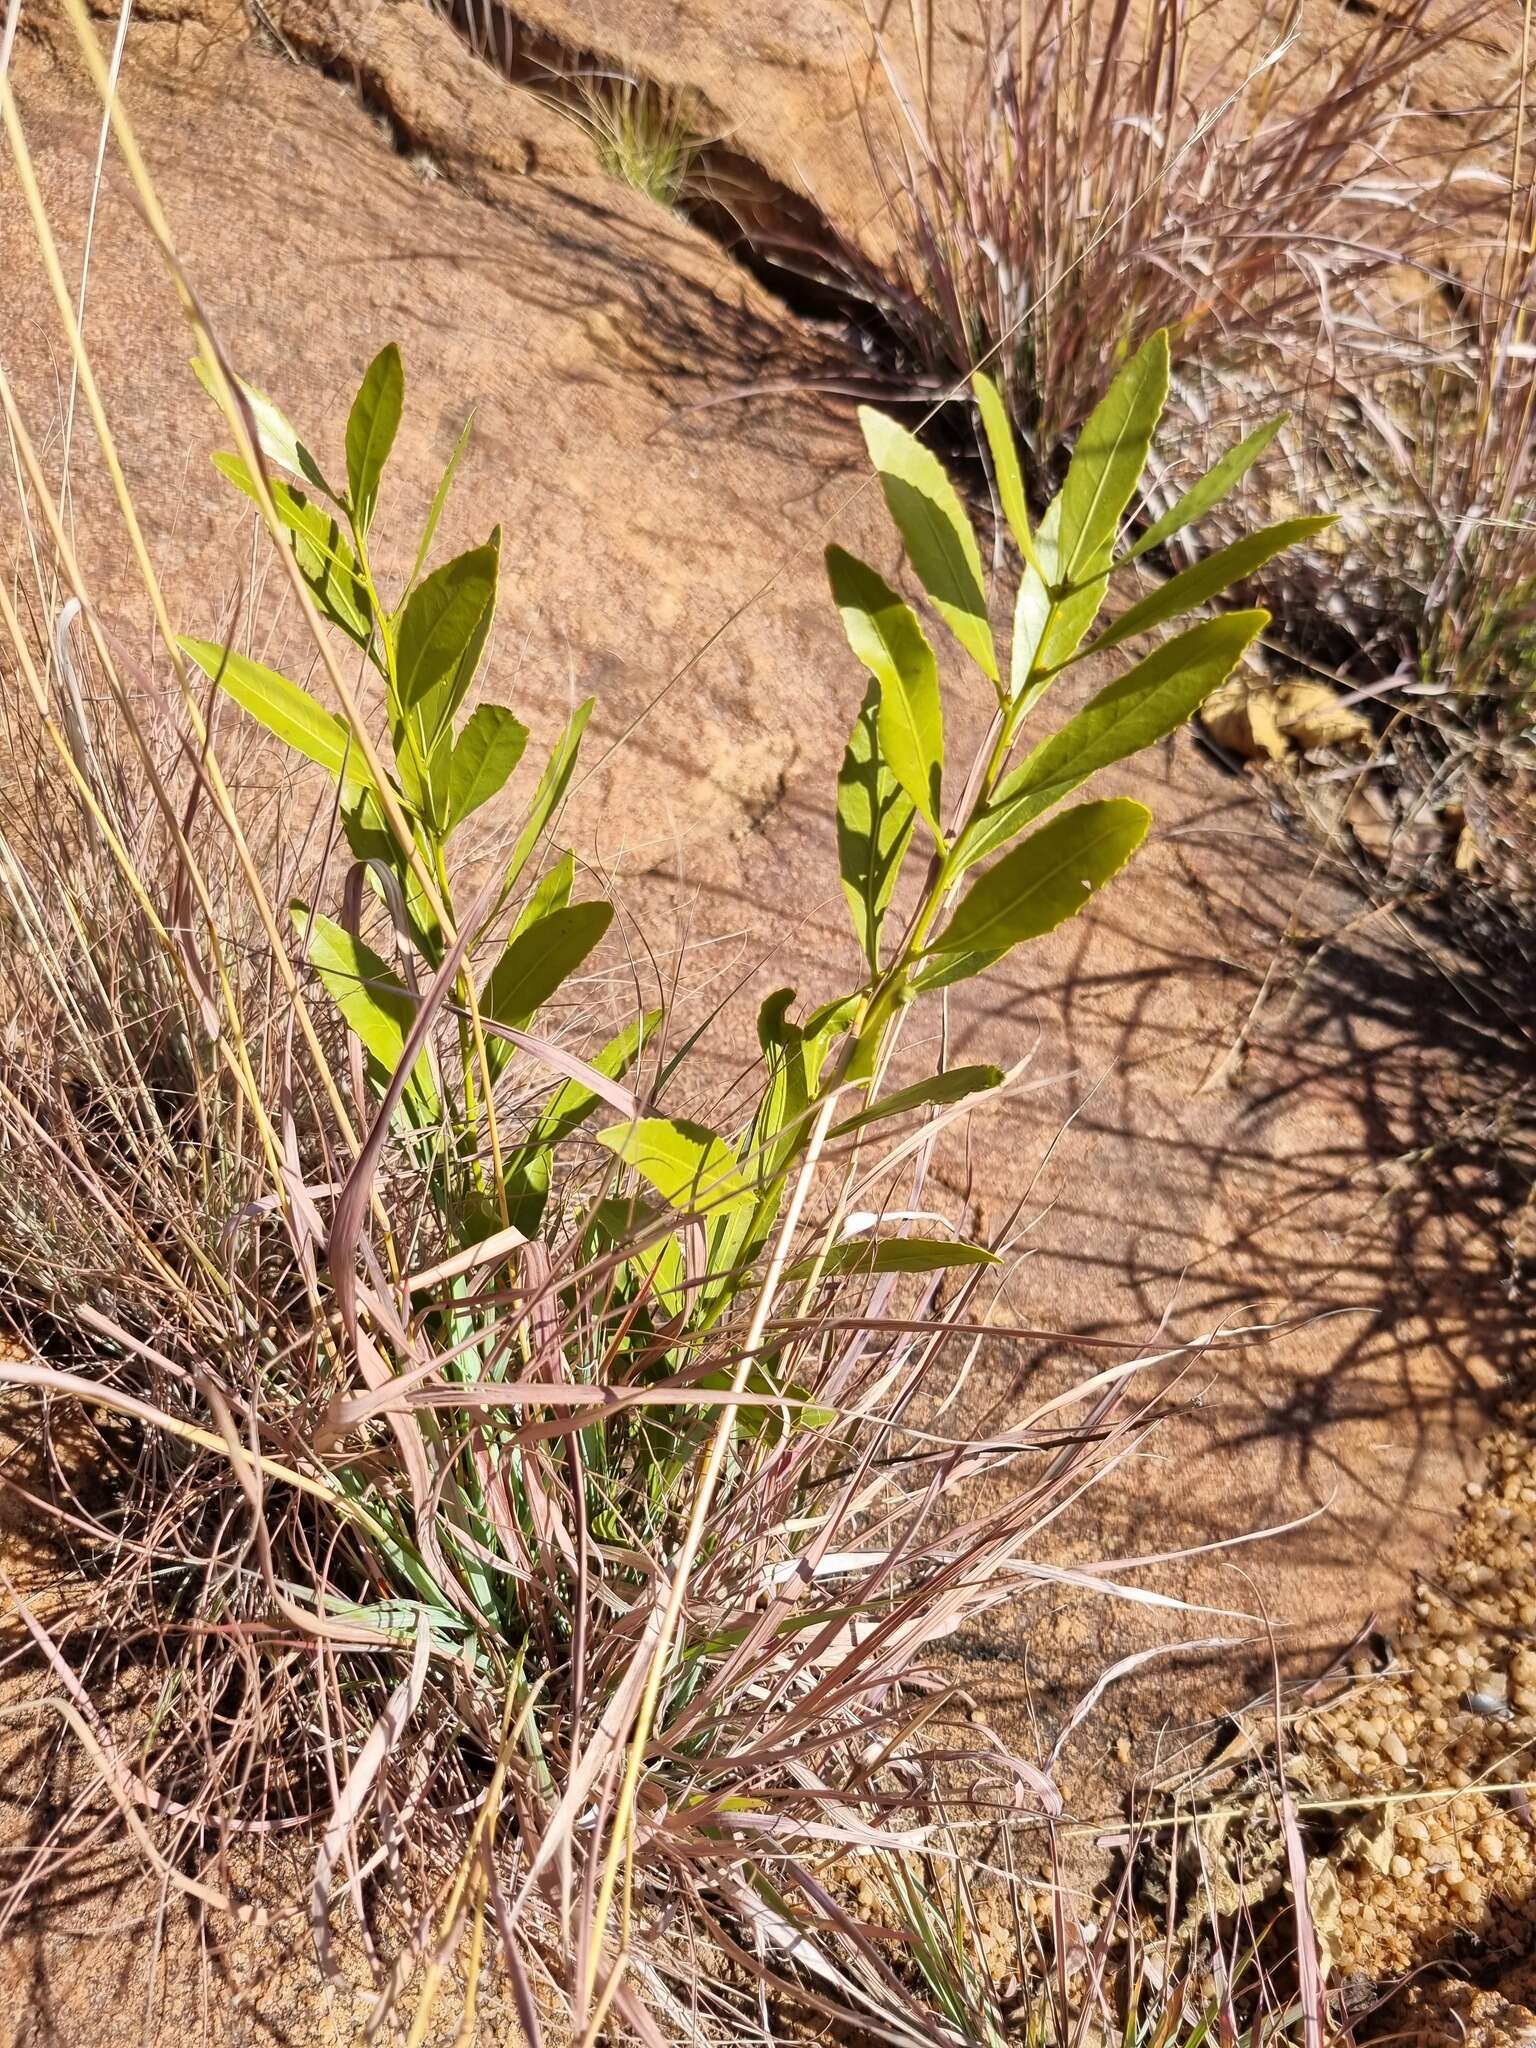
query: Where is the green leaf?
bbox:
[595,1117,755,1220]
[836,677,916,973]
[858,406,998,682]
[973,371,1041,577]
[1084,521,1327,660]
[503,1008,660,1233]
[292,907,437,1118]
[1055,330,1169,587]
[502,699,593,898]
[194,355,328,492]
[826,547,944,835]
[480,900,613,1076]
[1127,416,1286,563]
[409,414,474,591]
[1011,493,1109,709]
[212,453,371,646]
[448,703,528,828]
[745,994,814,1189]
[345,343,404,536]
[829,1064,1003,1139]
[910,946,1005,995]
[804,991,861,1044]
[963,611,1267,870]
[514,851,574,938]
[785,1235,1000,1282]
[395,540,499,750]
[929,798,1151,961]
[179,636,368,783]
[535,1008,658,1145]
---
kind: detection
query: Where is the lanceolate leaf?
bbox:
[1055,330,1169,586]
[911,945,1005,995]
[785,1236,1000,1281]
[194,355,328,492]
[826,546,944,834]
[395,540,499,750]
[293,908,437,1118]
[211,454,371,645]
[179,637,369,783]
[929,798,1151,961]
[830,1064,1004,1139]
[963,611,1267,870]
[502,699,593,898]
[1128,416,1286,563]
[858,406,998,682]
[973,371,1041,578]
[448,703,528,828]
[595,1117,754,1220]
[1011,560,1052,704]
[1012,493,1108,709]
[481,900,613,1076]
[345,343,404,536]
[513,852,574,938]
[1084,521,1328,660]
[836,676,916,973]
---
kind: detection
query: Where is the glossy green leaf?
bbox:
[1011,492,1109,709]
[829,1063,1004,1139]
[409,414,474,591]
[826,546,944,834]
[292,907,437,1118]
[212,453,371,647]
[964,612,1267,870]
[395,539,499,746]
[785,1235,1000,1281]
[194,355,328,492]
[1128,416,1286,563]
[1055,330,1169,586]
[1085,522,1327,660]
[502,699,593,898]
[836,676,916,972]
[929,798,1150,961]
[481,900,613,1076]
[448,703,528,828]
[973,370,1041,578]
[595,1116,754,1220]
[345,343,404,536]
[1010,559,1052,704]
[858,406,998,681]
[179,637,368,783]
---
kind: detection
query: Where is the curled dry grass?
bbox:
[862,0,1486,493]
[1237,140,1536,712]
[0,6,1320,2043]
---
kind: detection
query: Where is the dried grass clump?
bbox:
[862,0,1481,498]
